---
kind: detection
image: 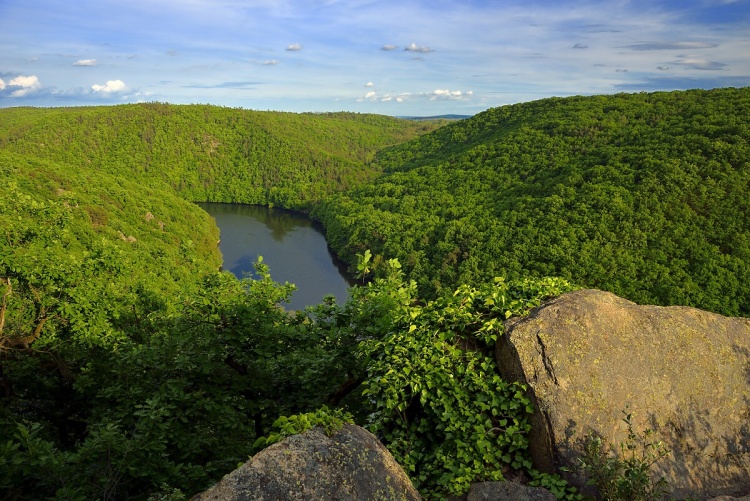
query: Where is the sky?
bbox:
[1,0,749,116]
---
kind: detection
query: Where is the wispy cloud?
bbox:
[381,44,398,51]
[572,43,588,49]
[184,81,263,89]
[286,43,303,51]
[263,60,279,65]
[404,43,432,53]
[614,75,750,91]
[365,82,374,87]
[670,57,727,70]
[620,41,719,50]
[73,59,97,66]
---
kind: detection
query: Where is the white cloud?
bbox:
[74,59,97,66]
[405,43,433,53]
[381,44,398,51]
[359,90,410,103]
[429,89,473,100]
[286,43,303,51]
[365,81,374,87]
[10,75,38,87]
[0,79,5,90]
[3,75,42,97]
[263,59,279,65]
[92,79,127,93]
[358,88,469,104]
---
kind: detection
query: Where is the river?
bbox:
[197,203,354,311]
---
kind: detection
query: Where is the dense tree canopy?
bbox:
[0,110,447,499]
[0,149,376,499]
[0,104,441,211]
[1,88,748,499]
[315,87,750,316]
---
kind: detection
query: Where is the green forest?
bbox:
[0,104,440,211]
[1,88,748,500]
[316,87,750,316]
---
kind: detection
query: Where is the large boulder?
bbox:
[495,289,750,500]
[192,424,421,500]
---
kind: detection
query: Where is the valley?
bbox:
[1,87,748,500]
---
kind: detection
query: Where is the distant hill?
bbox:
[315,87,750,316]
[399,114,472,121]
[0,104,442,211]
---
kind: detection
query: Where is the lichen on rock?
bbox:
[496,289,750,500]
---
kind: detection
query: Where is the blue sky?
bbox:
[1,0,749,115]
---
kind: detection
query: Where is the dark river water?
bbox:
[197,203,354,311]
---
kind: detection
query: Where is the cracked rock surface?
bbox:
[193,424,420,501]
[496,289,750,500]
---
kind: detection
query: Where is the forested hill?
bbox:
[0,104,441,210]
[2,89,749,499]
[315,87,750,316]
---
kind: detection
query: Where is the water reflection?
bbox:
[197,202,354,310]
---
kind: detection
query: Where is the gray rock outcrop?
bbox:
[192,424,420,500]
[496,289,750,500]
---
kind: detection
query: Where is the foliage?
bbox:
[252,406,355,451]
[356,248,373,282]
[0,104,441,211]
[1,414,188,501]
[529,470,583,501]
[0,151,221,486]
[0,148,366,498]
[4,89,743,500]
[315,87,750,316]
[0,260,364,499]
[352,261,577,498]
[0,157,577,500]
[570,410,670,501]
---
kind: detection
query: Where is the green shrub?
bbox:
[252,406,355,451]
[354,261,579,498]
[571,410,669,501]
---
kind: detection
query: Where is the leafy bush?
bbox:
[253,406,354,451]
[571,410,670,501]
[351,260,578,498]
